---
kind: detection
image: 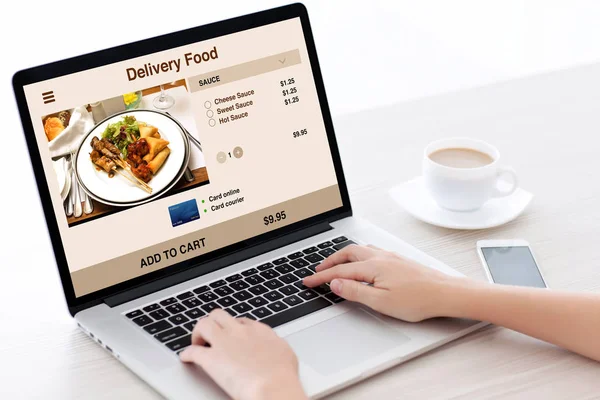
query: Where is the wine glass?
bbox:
[153,84,175,110]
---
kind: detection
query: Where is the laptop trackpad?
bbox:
[285,308,411,376]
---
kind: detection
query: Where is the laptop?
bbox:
[12,3,485,398]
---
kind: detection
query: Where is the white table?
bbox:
[2,64,600,399]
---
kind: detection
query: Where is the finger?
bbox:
[316,245,375,272]
[192,316,222,346]
[208,308,237,329]
[304,261,376,287]
[236,317,256,325]
[330,278,381,309]
[367,244,383,250]
[179,344,210,364]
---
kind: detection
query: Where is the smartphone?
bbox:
[476,239,548,288]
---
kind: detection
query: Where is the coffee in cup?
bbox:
[423,138,518,211]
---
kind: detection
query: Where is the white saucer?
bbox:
[389,177,533,230]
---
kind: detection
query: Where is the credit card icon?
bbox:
[168,199,200,227]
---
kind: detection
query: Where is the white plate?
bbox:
[75,110,189,207]
[389,176,533,230]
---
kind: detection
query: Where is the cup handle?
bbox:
[492,167,518,197]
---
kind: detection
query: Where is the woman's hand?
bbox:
[180,309,306,400]
[303,244,467,322]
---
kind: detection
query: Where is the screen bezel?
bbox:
[12,3,352,314]
[477,240,548,288]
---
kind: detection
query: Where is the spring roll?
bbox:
[143,137,170,162]
[147,147,170,174]
[139,125,160,139]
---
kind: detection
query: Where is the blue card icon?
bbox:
[168,199,200,227]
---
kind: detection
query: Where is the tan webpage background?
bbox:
[22,18,343,296]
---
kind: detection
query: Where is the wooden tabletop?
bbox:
[3,64,600,398]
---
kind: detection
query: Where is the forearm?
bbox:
[444,278,600,361]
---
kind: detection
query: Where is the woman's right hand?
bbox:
[303,244,470,322]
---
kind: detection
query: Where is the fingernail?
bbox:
[331,279,342,294]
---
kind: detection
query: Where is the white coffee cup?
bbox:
[423,138,518,211]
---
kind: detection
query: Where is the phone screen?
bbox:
[481,246,546,288]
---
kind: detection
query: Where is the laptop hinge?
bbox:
[104,221,333,307]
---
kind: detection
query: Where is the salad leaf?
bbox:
[101,115,141,157]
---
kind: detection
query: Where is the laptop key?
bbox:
[272,257,289,265]
[325,293,345,303]
[184,308,205,319]
[298,290,319,301]
[176,291,194,300]
[305,253,324,263]
[166,303,186,315]
[132,315,153,326]
[318,248,335,258]
[293,268,313,279]
[302,246,319,254]
[247,296,268,307]
[279,285,299,296]
[318,241,334,249]
[275,263,294,274]
[261,298,332,328]
[248,284,268,296]
[245,275,265,285]
[193,286,210,294]
[126,310,143,319]
[216,296,237,308]
[333,240,356,251]
[224,308,237,317]
[160,297,177,306]
[214,286,234,296]
[239,313,256,321]
[144,320,172,335]
[251,307,273,319]
[182,297,201,309]
[210,280,227,289]
[289,258,309,269]
[232,302,252,314]
[183,321,197,332]
[155,326,187,343]
[264,279,284,290]
[225,274,243,283]
[257,262,274,271]
[293,281,308,290]
[142,304,160,313]
[267,301,288,313]
[198,292,218,302]
[232,290,253,301]
[308,264,320,272]
[279,273,299,284]
[168,314,190,325]
[314,284,331,295]
[264,291,284,302]
[149,309,170,320]
[260,269,280,280]
[332,236,348,244]
[165,334,191,351]
[241,268,258,277]
[287,252,304,260]
[283,295,303,307]
[201,302,220,313]
[230,280,250,291]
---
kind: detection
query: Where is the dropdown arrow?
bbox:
[279,58,286,64]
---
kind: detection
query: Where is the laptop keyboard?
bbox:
[124,236,356,353]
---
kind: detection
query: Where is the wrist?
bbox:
[249,372,306,400]
[437,276,489,319]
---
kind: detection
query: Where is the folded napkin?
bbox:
[49,106,95,158]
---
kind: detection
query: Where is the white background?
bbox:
[2,0,600,320]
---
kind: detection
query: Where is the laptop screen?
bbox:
[21,17,343,298]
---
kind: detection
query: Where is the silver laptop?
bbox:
[13,4,485,398]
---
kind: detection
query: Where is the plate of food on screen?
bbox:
[75,110,190,206]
